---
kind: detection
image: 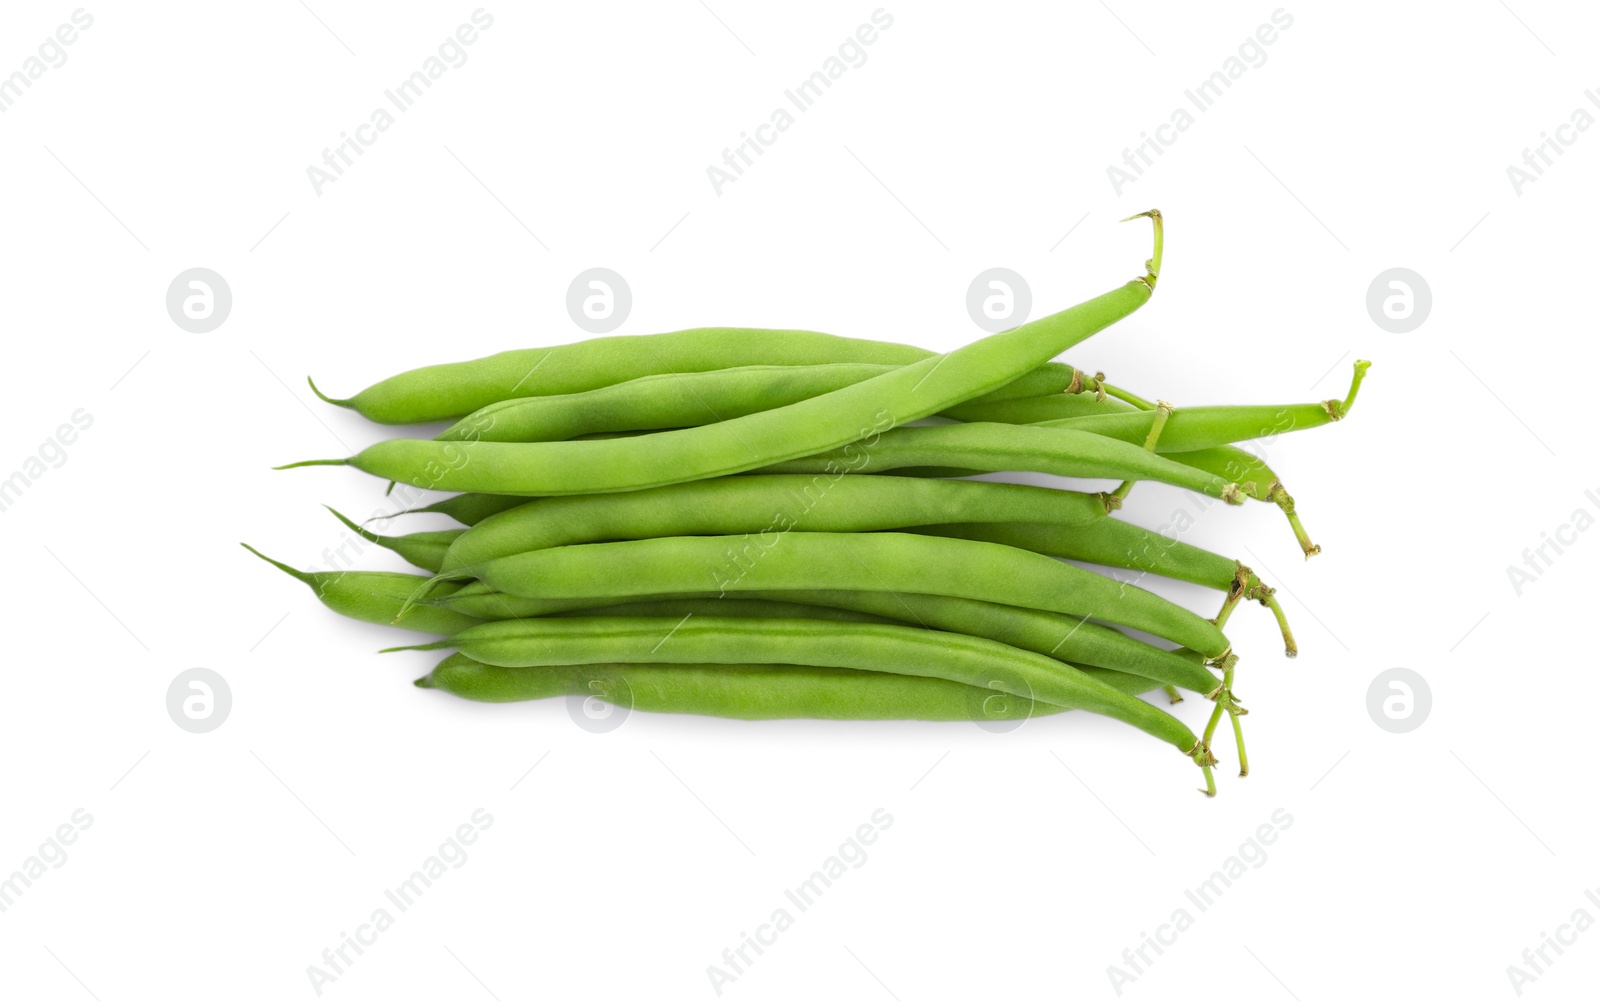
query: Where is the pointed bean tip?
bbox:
[241,543,312,585]
[306,376,349,407]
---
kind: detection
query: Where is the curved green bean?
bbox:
[393,615,1217,789]
[421,530,1230,657]
[283,215,1162,494]
[757,423,1247,504]
[437,474,1114,572]
[241,544,481,635]
[327,508,460,573]
[311,329,929,425]
[429,586,1223,695]
[416,653,1160,719]
[437,362,1082,443]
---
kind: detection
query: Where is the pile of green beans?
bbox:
[258,211,1366,796]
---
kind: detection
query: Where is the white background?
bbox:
[1,1,1595,999]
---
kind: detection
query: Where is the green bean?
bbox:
[393,615,1218,790]
[1019,361,1368,454]
[310,329,926,424]
[437,474,1120,573]
[327,508,460,574]
[757,423,1247,504]
[437,362,1083,444]
[241,544,481,635]
[1013,376,1329,557]
[546,596,901,625]
[923,520,1236,592]
[416,653,1160,719]
[430,585,1223,695]
[348,474,1293,656]
[282,214,1164,494]
[922,522,1295,656]
[943,388,1119,424]
[393,492,527,527]
[1168,446,1277,500]
[942,378,1275,506]
[420,530,1230,657]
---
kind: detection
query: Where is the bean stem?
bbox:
[1202,655,1248,779]
[1101,383,1158,410]
[1324,360,1371,421]
[1250,583,1298,658]
[1109,399,1173,502]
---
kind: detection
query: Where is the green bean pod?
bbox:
[395,616,1216,784]
[758,423,1246,503]
[285,218,1160,494]
[416,653,1160,719]
[428,531,1230,657]
[436,362,1082,443]
[546,597,901,625]
[327,508,461,573]
[943,389,1119,424]
[312,329,929,424]
[437,475,1111,573]
[432,588,1222,694]
[1024,360,1367,453]
[400,492,527,527]
[922,521,1237,590]
[344,479,1291,655]
[241,544,482,635]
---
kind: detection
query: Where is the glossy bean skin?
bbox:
[400,616,1211,768]
[1031,402,1339,453]
[438,590,1221,694]
[404,492,527,526]
[357,477,1256,609]
[437,363,1080,444]
[1165,447,1279,501]
[921,521,1240,591]
[314,329,930,424]
[943,389,1118,424]
[291,251,1157,494]
[417,653,1159,719]
[946,382,1294,500]
[434,531,1230,657]
[437,475,1110,572]
[241,545,481,635]
[327,508,460,573]
[544,597,899,624]
[758,423,1245,503]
